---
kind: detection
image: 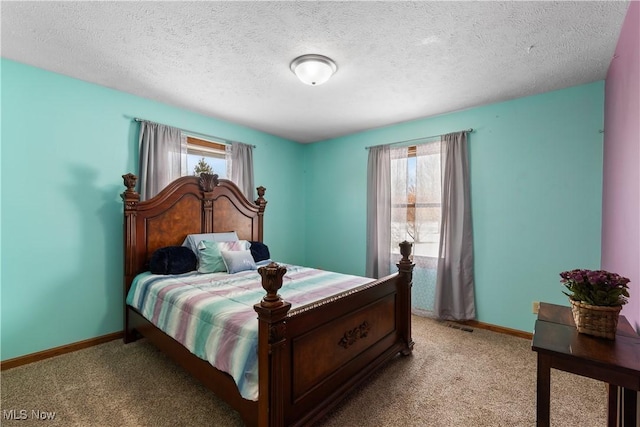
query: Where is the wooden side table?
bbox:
[532,302,640,427]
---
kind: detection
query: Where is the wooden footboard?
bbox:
[254,242,414,427]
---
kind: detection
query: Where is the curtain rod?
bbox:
[133,117,256,148]
[364,128,473,150]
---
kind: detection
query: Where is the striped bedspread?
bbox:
[126,264,372,401]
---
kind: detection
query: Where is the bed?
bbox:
[121,172,415,427]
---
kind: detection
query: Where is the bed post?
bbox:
[255,186,267,242]
[254,263,291,427]
[199,173,219,233]
[121,173,140,344]
[397,240,415,355]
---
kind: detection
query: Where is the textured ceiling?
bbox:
[1,1,630,143]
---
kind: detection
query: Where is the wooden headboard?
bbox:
[121,173,267,293]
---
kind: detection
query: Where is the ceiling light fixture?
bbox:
[290,54,337,86]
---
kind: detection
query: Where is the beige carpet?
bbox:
[1,316,606,426]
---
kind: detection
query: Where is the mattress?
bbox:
[126,264,371,400]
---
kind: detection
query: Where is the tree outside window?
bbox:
[193,157,214,175]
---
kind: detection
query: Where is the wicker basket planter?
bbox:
[569,300,622,340]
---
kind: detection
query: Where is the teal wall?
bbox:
[1,57,604,360]
[0,59,305,361]
[305,82,604,332]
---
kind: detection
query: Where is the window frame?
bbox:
[185,136,227,177]
[186,136,226,158]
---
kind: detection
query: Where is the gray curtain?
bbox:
[226,142,254,199]
[366,145,391,279]
[434,132,476,320]
[139,121,185,200]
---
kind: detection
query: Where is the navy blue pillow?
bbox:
[249,241,271,262]
[149,246,197,275]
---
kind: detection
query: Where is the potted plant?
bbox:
[560,269,630,339]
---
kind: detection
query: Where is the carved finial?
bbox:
[399,241,413,262]
[397,241,414,274]
[199,173,219,192]
[122,173,138,194]
[121,173,140,210]
[258,262,287,307]
[255,186,267,208]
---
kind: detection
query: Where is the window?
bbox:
[185,136,227,178]
[390,142,441,258]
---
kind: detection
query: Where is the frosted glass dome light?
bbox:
[290,54,337,86]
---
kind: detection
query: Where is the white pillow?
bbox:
[220,250,257,274]
[182,232,238,253]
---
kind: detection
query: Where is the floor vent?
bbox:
[444,322,474,333]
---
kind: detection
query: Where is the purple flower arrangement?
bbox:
[560,269,630,307]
